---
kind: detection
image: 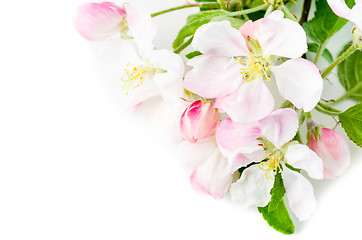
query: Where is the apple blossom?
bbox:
[216,108,323,221]
[180,100,220,143]
[327,0,362,29]
[74,2,156,53]
[308,126,351,179]
[178,138,233,199]
[184,10,323,122]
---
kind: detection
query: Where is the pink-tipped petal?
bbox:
[230,165,274,208]
[285,144,323,179]
[216,118,264,172]
[258,10,308,58]
[216,118,262,155]
[125,4,157,55]
[180,101,220,143]
[271,58,323,112]
[184,55,242,98]
[258,108,299,149]
[282,167,317,221]
[192,21,250,57]
[179,139,232,200]
[309,128,350,179]
[74,2,126,41]
[216,78,274,123]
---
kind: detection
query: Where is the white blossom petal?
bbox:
[125,4,157,55]
[184,55,241,98]
[285,144,323,179]
[282,167,317,221]
[192,21,250,57]
[216,78,274,123]
[230,165,274,208]
[259,108,299,149]
[271,58,323,112]
[258,10,307,58]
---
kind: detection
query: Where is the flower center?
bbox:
[258,150,284,179]
[237,52,272,83]
[121,61,156,94]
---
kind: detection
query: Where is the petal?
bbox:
[327,0,353,20]
[74,2,126,41]
[216,79,275,123]
[127,75,159,108]
[216,118,264,173]
[153,72,184,105]
[350,1,362,29]
[259,108,299,149]
[125,4,157,55]
[230,165,274,208]
[282,167,317,221]
[309,128,350,179]
[285,144,323,179]
[178,139,232,200]
[147,49,184,78]
[216,118,262,156]
[258,10,308,58]
[271,58,323,112]
[192,21,250,57]
[184,55,242,98]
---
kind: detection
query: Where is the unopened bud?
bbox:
[180,100,220,143]
[308,127,350,179]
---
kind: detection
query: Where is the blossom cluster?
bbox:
[74,0,361,234]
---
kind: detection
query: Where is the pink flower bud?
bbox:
[74,2,127,41]
[308,127,350,179]
[180,100,220,143]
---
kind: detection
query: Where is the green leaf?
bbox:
[258,171,294,235]
[172,10,229,49]
[211,16,245,29]
[307,43,334,63]
[337,43,362,102]
[258,200,295,235]
[185,51,202,59]
[268,172,285,212]
[339,102,362,147]
[303,0,354,45]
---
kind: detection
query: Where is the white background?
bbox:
[0,0,361,239]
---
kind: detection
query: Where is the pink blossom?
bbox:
[180,100,220,143]
[309,127,350,179]
[74,2,157,53]
[184,11,323,122]
[216,109,323,221]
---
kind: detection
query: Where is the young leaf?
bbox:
[307,43,334,63]
[258,170,294,235]
[268,172,285,212]
[185,51,202,59]
[339,102,362,147]
[258,200,295,235]
[172,10,229,49]
[338,44,362,102]
[303,0,354,47]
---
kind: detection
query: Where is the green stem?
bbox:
[174,36,193,54]
[330,82,362,104]
[227,3,269,17]
[151,4,199,17]
[314,105,340,116]
[219,0,226,9]
[314,40,328,64]
[279,4,297,22]
[317,102,341,113]
[321,45,356,78]
[265,1,275,16]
